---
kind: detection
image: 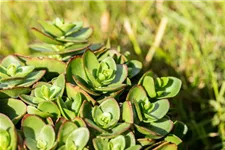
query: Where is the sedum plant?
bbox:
[0,114,17,150]
[67,50,127,96]
[0,18,187,150]
[22,114,56,150]
[30,18,103,61]
[82,98,131,138]
[0,55,45,98]
[57,120,89,150]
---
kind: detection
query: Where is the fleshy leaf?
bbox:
[126,85,147,103]
[37,101,61,120]
[143,99,170,122]
[122,101,134,123]
[136,116,174,139]
[57,121,78,147]
[37,125,55,150]
[64,27,93,42]
[52,73,65,97]
[83,50,101,88]
[0,98,26,124]
[72,75,100,96]
[29,43,56,52]
[155,77,182,99]
[1,55,22,68]
[93,98,120,129]
[65,127,90,150]
[25,137,38,150]
[0,87,31,98]
[100,123,131,138]
[92,138,108,150]
[137,138,155,147]
[39,20,64,37]
[111,64,128,85]
[125,131,136,148]
[84,118,106,133]
[127,60,142,78]
[95,83,126,92]
[63,21,83,36]
[66,83,96,105]
[142,76,156,98]
[126,145,142,150]
[109,135,126,150]
[165,134,182,145]
[66,56,88,84]
[27,106,52,118]
[73,117,86,127]
[22,114,46,140]
[0,113,17,150]
[32,28,63,45]
[18,70,46,87]
[23,56,66,74]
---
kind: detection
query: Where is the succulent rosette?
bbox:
[121,71,184,148]
[82,98,131,138]
[20,74,65,120]
[30,18,103,60]
[67,50,128,96]
[0,113,17,150]
[98,48,142,78]
[56,120,89,150]
[0,55,45,98]
[22,115,56,150]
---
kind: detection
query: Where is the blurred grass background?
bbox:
[1,1,225,149]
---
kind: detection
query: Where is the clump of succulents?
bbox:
[0,18,187,150]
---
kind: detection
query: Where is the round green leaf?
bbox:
[0,98,26,124]
[37,125,55,150]
[22,114,46,140]
[57,121,78,147]
[126,85,147,103]
[65,127,90,150]
[143,99,170,122]
[0,113,17,150]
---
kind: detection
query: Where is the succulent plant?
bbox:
[20,74,65,104]
[0,55,45,98]
[30,18,103,60]
[0,113,17,150]
[20,74,65,120]
[22,114,56,150]
[57,120,89,150]
[0,18,187,150]
[82,98,131,138]
[67,50,128,96]
[98,48,142,78]
[0,98,26,124]
[124,84,174,139]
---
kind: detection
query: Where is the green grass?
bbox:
[1,1,225,149]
